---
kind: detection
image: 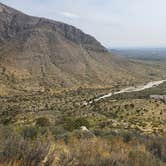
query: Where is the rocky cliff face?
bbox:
[0,3,106,52]
[0,3,146,93]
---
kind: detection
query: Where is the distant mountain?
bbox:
[111,48,166,61]
[0,3,164,94]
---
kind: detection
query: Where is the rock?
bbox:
[80,126,89,131]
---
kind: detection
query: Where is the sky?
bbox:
[1,0,166,48]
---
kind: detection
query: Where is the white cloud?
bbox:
[60,12,79,19]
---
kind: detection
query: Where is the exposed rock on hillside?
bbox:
[0,3,163,93]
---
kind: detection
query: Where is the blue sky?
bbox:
[1,0,166,48]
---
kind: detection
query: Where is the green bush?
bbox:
[21,126,38,140]
[35,117,50,127]
[121,132,132,143]
[64,117,90,131]
[146,137,166,162]
[1,116,12,125]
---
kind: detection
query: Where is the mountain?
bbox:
[0,3,164,94]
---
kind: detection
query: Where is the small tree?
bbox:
[64,117,90,131]
[21,126,38,140]
[35,117,50,127]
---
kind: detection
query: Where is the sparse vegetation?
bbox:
[0,2,166,166]
[0,83,165,165]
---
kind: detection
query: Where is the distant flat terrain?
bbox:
[111,48,166,61]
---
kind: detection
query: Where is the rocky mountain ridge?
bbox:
[0,2,165,95]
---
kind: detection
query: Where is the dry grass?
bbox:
[0,84,8,96]
[0,135,165,166]
[50,137,163,166]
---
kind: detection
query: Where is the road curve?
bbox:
[85,79,166,105]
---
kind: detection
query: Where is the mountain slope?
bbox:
[0,3,164,94]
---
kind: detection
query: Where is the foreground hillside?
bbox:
[0,82,166,165]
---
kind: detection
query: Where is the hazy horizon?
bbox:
[1,0,166,48]
[110,46,166,50]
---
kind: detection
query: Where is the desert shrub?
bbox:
[35,117,50,127]
[64,117,90,131]
[50,126,69,140]
[0,126,164,166]
[0,125,52,166]
[21,126,38,140]
[0,84,8,96]
[51,137,163,166]
[1,116,12,125]
[127,150,160,166]
[121,132,133,143]
[0,109,19,125]
[53,138,113,166]
[146,136,166,162]
[0,136,51,166]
